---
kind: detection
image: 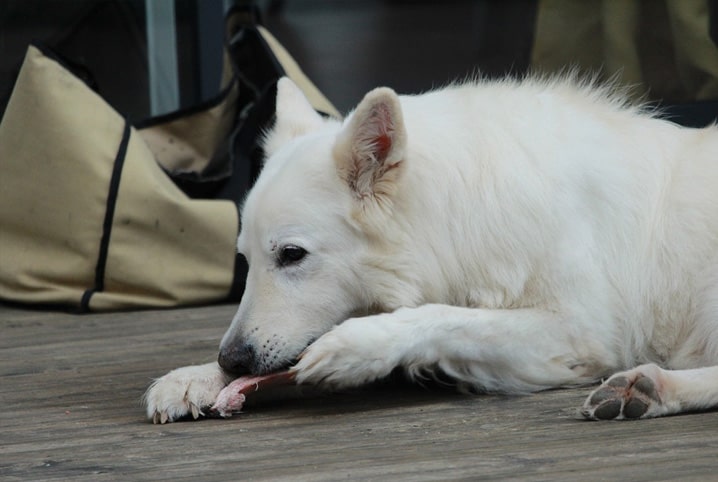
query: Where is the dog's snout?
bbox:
[218,343,255,376]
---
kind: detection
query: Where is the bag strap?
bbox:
[80,119,132,312]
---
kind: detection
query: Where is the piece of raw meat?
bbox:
[210,371,295,417]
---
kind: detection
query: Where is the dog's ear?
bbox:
[262,77,325,159]
[334,87,407,204]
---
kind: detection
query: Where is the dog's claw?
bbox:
[190,403,201,420]
[160,411,168,424]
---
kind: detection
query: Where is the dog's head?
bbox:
[218,78,415,376]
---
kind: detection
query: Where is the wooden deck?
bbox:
[1,302,716,481]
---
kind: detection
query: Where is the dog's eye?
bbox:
[277,245,308,267]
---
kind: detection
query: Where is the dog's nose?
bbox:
[217,343,255,376]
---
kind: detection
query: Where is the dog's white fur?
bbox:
[145,76,718,423]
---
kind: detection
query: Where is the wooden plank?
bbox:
[1,303,716,481]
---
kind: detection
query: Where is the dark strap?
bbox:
[80,119,131,311]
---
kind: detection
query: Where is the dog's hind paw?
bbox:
[581,364,665,420]
[143,362,232,424]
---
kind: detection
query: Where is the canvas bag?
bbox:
[0,12,338,311]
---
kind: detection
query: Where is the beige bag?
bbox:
[0,16,337,311]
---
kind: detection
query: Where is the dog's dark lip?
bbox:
[219,366,242,378]
[220,338,317,379]
[301,337,317,354]
[263,339,315,375]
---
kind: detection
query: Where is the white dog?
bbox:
[145,76,718,423]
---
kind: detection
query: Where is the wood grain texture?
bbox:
[1,303,716,481]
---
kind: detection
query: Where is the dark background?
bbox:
[3,0,718,127]
[0,0,536,119]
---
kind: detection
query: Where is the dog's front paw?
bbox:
[292,315,400,389]
[144,362,232,424]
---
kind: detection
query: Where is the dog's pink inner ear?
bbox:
[375,133,391,159]
[354,99,401,163]
[335,87,406,201]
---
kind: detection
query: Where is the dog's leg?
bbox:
[144,362,233,424]
[293,304,615,393]
[581,364,718,420]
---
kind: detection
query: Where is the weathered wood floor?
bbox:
[1,303,716,481]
